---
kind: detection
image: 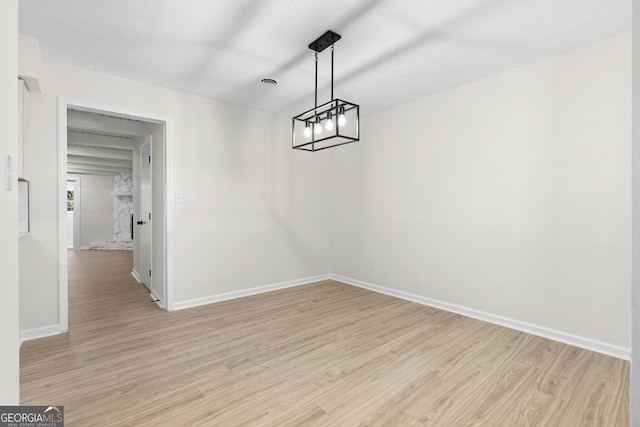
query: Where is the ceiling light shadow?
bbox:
[283,0,512,113]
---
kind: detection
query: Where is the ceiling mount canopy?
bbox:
[292,30,360,152]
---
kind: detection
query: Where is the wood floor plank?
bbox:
[20,249,629,426]
[556,353,629,426]
[203,372,343,426]
[264,402,336,427]
[616,375,630,427]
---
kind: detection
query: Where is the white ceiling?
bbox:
[19,0,630,117]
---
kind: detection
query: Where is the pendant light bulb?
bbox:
[303,122,312,138]
[325,112,334,131]
[338,107,347,126]
[314,117,322,135]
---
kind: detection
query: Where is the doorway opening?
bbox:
[57,97,174,333]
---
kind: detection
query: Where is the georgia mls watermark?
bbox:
[0,406,64,427]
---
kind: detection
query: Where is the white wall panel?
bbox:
[332,33,631,349]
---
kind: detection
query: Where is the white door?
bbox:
[139,137,152,290]
[66,181,75,248]
[66,178,81,249]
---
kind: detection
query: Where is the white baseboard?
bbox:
[131,269,141,283]
[20,324,63,344]
[330,274,630,361]
[173,275,332,311]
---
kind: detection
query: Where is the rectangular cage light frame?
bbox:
[292,30,360,152]
[292,99,359,152]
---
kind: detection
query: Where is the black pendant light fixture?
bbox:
[292,30,360,151]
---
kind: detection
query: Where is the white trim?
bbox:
[131,269,141,283]
[330,274,630,361]
[57,97,174,328]
[57,98,68,333]
[173,275,331,311]
[20,324,63,344]
[164,121,174,311]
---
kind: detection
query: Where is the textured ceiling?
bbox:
[19,0,630,117]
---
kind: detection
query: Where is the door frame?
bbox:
[57,97,174,333]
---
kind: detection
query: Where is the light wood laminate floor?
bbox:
[21,250,629,426]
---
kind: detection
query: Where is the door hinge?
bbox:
[148,212,151,220]
[149,269,152,277]
[148,155,151,163]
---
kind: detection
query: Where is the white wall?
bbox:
[19,42,332,330]
[631,2,639,424]
[0,0,20,404]
[332,33,631,350]
[79,174,115,247]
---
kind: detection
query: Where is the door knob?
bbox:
[136,220,147,225]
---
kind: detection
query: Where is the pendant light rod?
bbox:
[314,52,318,109]
[331,45,334,101]
[309,30,340,108]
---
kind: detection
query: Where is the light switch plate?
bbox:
[5,153,13,191]
[175,192,186,203]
